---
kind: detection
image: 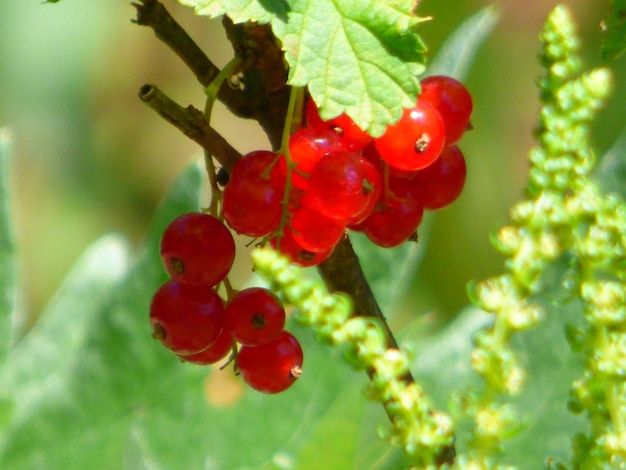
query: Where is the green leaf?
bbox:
[294,376,365,468]
[505,302,585,467]
[177,0,427,136]
[176,0,286,24]
[274,0,427,137]
[601,0,626,61]
[0,129,18,371]
[424,4,500,80]
[0,163,202,467]
[0,234,131,448]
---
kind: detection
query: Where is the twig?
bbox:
[319,236,403,350]
[132,0,289,149]
[131,0,241,107]
[138,84,241,172]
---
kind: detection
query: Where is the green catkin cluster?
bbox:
[251,247,454,467]
[459,5,624,469]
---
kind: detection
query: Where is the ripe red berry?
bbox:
[305,99,373,151]
[409,145,467,210]
[362,143,419,180]
[308,151,382,220]
[419,75,473,146]
[290,205,345,253]
[362,197,424,247]
[278,127,346,190]
[374,100,445,171]
[222,150,285,237]
[160,212,235,287]
[150,280,225,356]
[225,287,286,346]
[237,331,303,394]
[178,327,233,365]
[270,227,333,267]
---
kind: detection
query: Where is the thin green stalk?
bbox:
[202,56,242,216]
[274,86,305,250]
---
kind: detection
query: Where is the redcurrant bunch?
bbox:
[149,211,303,394]
[148,75,471,395]
[227,75,471,255]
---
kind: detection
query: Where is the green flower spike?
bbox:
[252,247,454,467]
[461,5,623,468]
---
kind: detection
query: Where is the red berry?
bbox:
[290,205,345,253]
[178,328,233,365]
[344,190,380,227]
[305,99,373,151]
[160,212,235,287]
[270,227,333,267]
[223,150,285,237]
[237,331,303,394]
[420,75,473,146]
[362,143,421,181]
[410,145,467,209]
[150,280,225,355]
[225,287,286,346]
[362,197,424,247]
[374,100,445,171]
[278,127,346,190]
[308,151,382,221]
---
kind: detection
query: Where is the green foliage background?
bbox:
[0,0,625,468]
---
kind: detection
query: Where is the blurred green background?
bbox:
[0,0,623,327]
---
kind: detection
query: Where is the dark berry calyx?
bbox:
[169,257,185,275]
[151,322,167,341]
[252,313,267,329]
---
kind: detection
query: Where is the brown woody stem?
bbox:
[319,236,402,350]
[138,84,241,172]
[132,0,242,105]
[132,0,289,149]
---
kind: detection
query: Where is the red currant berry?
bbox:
[362,197,424,247]
[374,100,445,171]
[362,143,421,181]
[305,99,373,151]
[344,189,380,227]
[225,287,286,346]
[410,145,467,209]
[270,227,333,267]
[420,75,473,146]
[278,127,346,190]
[308,151,382,220]
[290,205,345,253]
[160,212,235,287]
[223,150,285,237]
[150,280,225,355]
[237,331,303,394]
[178,327,233,365]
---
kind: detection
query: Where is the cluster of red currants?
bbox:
[222,75,472,265]
[149,212,303,394]
[149,75,471,394]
